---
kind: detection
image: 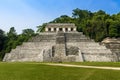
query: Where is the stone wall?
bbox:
[3,42,55,62]
[102,38,120,61]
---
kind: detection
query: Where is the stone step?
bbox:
[65,32,83,34]
[18,49,42,58]
[65,33,89,40]
[39,32,57,35]
[67,42,101,47]
[111,49,120,53]
[37,35,56,38]
[11,49,19,53]
[82,49,112,54]
[19,46,51,50]
[17,45,107,50]
[65,32,83,36]
[21,42,55,47]
[66,37,88,40]
[29,34,56,42]
[79,46,106,49]
[66,35,86,38]
[67,39,93,42]
[107,44,120,49]
[15,42,54,50]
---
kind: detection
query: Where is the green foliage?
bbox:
[21,29,36,42]
[7,27,17,40]
[37,23,47,32]
[22,29,35,36]
[0,29,7,59]
[51,15,74,23]
[0,29,5,51]
[0,28,36,60]
[37,8,120,41]
[5,27,18,52]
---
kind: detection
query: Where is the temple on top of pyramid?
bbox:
[45,23,77,32]
[3,23,119,62]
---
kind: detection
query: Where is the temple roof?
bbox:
[46,23,76,28]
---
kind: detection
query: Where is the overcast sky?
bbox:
[0,0,120,33]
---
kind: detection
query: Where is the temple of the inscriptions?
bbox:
[3,23,120,62]
[45,23,76,32]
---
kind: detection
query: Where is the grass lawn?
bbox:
[0,62,120,80]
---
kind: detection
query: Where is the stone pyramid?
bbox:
[3,23,118,62]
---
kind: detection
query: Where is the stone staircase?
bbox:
[52,32,66,62]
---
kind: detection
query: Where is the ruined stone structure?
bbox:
[102,38,120,61]
[3,23,118,62]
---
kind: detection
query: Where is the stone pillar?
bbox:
[51,28,54,32]
[74,28,76,31]
[57,28,59,32]
[63,28,65,32]
[68,28,71,32]
[45,28,48,32]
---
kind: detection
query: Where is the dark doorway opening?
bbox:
[59,28,62,31]
[48,28,51,31]
[54,28,56,31]
[65,28,68,32]
[71,28,73,31]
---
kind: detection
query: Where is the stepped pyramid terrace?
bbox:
[3,23,119,62]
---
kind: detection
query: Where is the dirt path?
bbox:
[43,63,120,70]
